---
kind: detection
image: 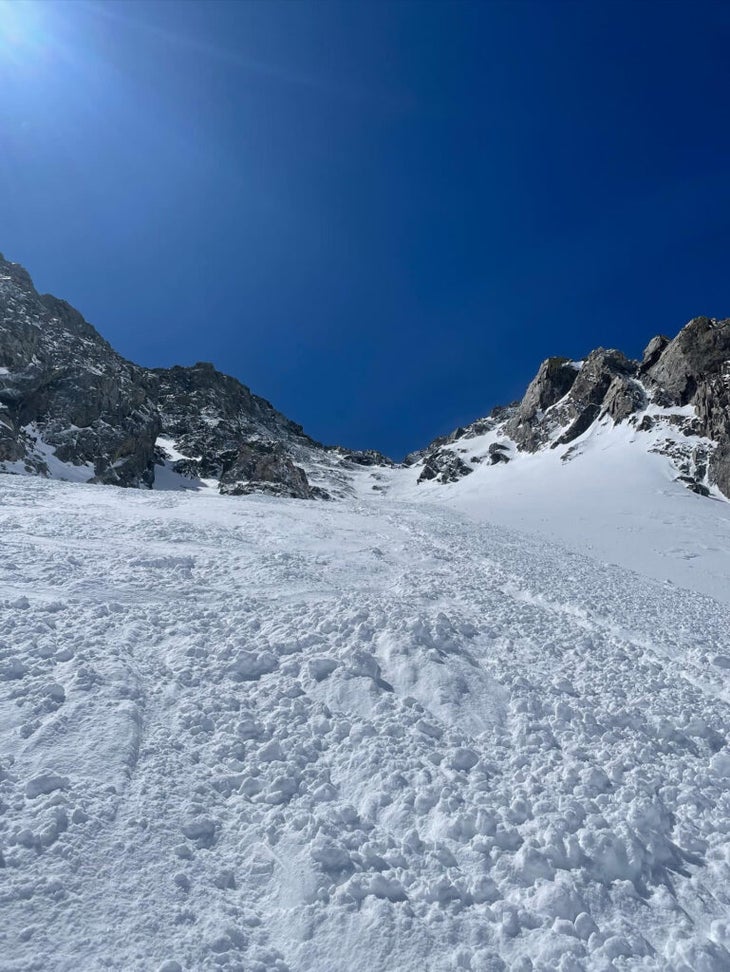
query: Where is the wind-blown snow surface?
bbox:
[2,476,730,971]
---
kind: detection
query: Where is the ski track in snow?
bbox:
[1,477,730,971]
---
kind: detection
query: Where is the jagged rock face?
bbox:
[417,448,473,484]
[414,318,730,501]
[0,253,382,499]
[151,363,320,495]
[710,442,730,498]
[647,317,730,405]
[218,442,313,499]
[488,442,510,464]
[640,334,670,370]
[506,349,637,451]
[645,318,730,494]
[154,363,311,462]
[601,375,647,423]
[0,256,159,486]
[405,406,516,467]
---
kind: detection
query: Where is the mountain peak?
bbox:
[1,250,729,503]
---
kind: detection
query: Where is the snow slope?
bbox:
[2,475,730,971]
[387,415,730,607]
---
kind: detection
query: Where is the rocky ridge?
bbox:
[408,317,730,500]
[0,254,384,499]
[1,251,729,501]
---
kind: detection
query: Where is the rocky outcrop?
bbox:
[646,317,730,405]
[0,255,159,486]
[150,362,322,496]
[414,318,730,500]
[505,349,637,451]
[218,442,314,499]
[505,357,578,450]
[153,362,312,467]
[417,449,472,485]
[601,375,647,423]
[709,441,730,498]
[488,442,510,464]
[340,449,394,467]
[640,334,670,371]
[641,318,730,495]
[0,253,391,498]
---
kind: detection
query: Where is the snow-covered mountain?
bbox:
[0,253,388,499]
[3,252,730,971]
[405,319,730,502]
[2,251,729,510]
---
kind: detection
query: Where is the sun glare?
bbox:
[0,0,48,66]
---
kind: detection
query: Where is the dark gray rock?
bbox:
[709,441,730,498]
[506,349,637,451]
[0,253,401,497]
[417,449,473,484]
[504,357,578,449]
[0,255,159,486]
[152,362,312,475]
[340,449,395,467]
[552,404,601,447]
[601,375,647,423]
[640,334,670,371]
[488,443,510,464]
[218,442,312,499]
[644,317,730,494]
[646,317,730,404]
[0,252,398,498]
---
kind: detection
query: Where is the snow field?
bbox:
[388,415,730,607]
[1,476,730,970]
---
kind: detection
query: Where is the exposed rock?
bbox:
[0,252,394,498]
[647,317,730,405]
[488,443,510,464]
[505,349,637,452]
[2,250,729,503]
[0,256,159,486]
[675,475,711,497]
[643,317,730,494]
[340,449,395,467]
[709,441,730,498]
[601,376,647,423]
[218,442,313,499]
[152,363,312,478]
[417,449,473,484]
[568,348,636,405]
[405,405,518,467]
[414,321,730,501]
[505,358,578,449]
[520,357,579,418]
[552,404,601,447]
[640,334,670,371]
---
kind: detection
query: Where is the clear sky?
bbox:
[1,0,729,457]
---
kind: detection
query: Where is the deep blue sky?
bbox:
[2,1,729,456]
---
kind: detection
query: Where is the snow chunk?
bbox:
[25,772,69,799]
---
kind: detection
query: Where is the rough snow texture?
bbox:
[2,474,730,971]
